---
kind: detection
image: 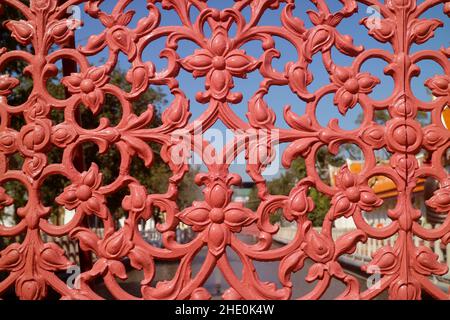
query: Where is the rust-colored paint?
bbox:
[0,0,449,300]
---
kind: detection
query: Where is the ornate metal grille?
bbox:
[0,0,449,300]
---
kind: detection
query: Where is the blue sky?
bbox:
[72,0,449,182]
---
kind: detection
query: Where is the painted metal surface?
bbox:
[0,0,449,300]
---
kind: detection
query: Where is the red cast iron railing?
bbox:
[0,0,449,300]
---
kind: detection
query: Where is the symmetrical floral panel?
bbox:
[0,0,449,300]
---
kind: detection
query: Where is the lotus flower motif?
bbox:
[177,173,256,256]
[62,66,110,115]
[56,163,108,219]
[425,178,450,213]
[0,75,19,96]
[330,66,380,115]
[331,166,383,219]
[181,26,259,102]
[425,74,450,97]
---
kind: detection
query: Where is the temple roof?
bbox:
[329,158,425,199]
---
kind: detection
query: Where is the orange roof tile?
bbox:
[443,107,450,129]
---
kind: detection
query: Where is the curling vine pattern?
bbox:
[0,0,449,300]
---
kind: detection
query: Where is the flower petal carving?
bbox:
[0,187,14,209]
[16,275,46,300]
[414,246,448,276]
[285,178,315,220]
[129,245,155,285]
[360,18,396,43]
[408,18,443,45]
[51,123,78,148]
[425,75,449,97]
[362,246,399,275]
[48,19,82,45]
[22,154,47,179]
[0,243,23,271]
[225,50,258,76]
[286,62,314,102]
[0,0,448,301]
[4,20,34,45]
[0,75,20,96]
[99,230,134,259]
[181,50,213,77]
[304,230,334,263]
[426,181,450,213]
[223,203,256,232]
[56,164,108,219]
[177,202,211,231]
[389,279,421,300]
[39,243,72,271]
[207,223,229,256]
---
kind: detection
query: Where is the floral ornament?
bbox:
[3,20,35,45]
[360,124,386,149]
[61,66,110,115]
[278,225,337,284]
[51,123,78,148]
[281,2,362,61]
[304,19,362,61]
[425,178,450,213]
[330,166,383,220]
[413,246,448,276]
[30,0,57,13]
[0,243,24,271]
[177,173,256,256]
[190,287,212,300]
[362,246,399,275]
[389,279,421,300]
[0,75,19,96]
[0,238,72,300]
[408,18,443,45]
[69,184,153,285]
[16,275,47,300]
[422,124,448,151]
[246,91,276,128]
[303,229,335,264]
[360,16,396,44]
[23,95,51,121]
[425,74,450,97]
[330,66,380,115]
[280,224,365,299]
[121,183,151,218]
[56,163,108,219]
[47,19,82,46]
[284,178,315,221]
[285,62,315,102]
[280,1,361,103]
[0,129,17,154]
[22,153,47,179]
[82,3,159,60]
[180,23,259,103]
[70,225,155,285]
[38,242,73,271]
